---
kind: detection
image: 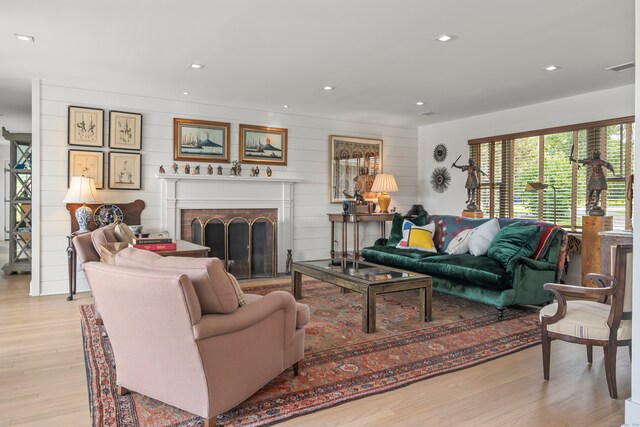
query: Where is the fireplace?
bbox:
[182,209,277,279]
[158,174,300,274]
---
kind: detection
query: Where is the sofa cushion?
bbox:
[114,247,241,314]
[445,228,473,254]
[487,223,540,268]
[468,218,500,256]
[90,224,118,254]
[386,213,427,247]
[414,253,512,291]
[114,223,136,244]
[430,215,487,252]
[396,222,437,253]
[362,245,438,270]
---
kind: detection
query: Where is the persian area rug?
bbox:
[81,279,541,427]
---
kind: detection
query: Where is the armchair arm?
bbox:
[192,291,297,341]
[507,256,556,272]
[541,282,615,325]
[374,238,388,246]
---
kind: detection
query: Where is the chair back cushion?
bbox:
[90,224,118,254]
[115,247,240,314]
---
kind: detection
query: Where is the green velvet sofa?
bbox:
[361,215,567,318]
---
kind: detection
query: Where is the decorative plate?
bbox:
[433,144,448,162]
[93,204,124,227]
[431,167,451,193]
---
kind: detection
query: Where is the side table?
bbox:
[327,213,394,260]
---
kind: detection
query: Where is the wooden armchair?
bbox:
[540,244,632,398]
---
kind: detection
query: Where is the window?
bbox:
[468,117,634,230]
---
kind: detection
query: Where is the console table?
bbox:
[327,213,394,260]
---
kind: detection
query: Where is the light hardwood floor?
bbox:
[0,273,628,427]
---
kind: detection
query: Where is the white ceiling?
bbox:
[0,0,634,128]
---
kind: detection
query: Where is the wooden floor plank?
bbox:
[0,273,627,426]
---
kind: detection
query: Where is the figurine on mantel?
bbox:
[172,162,178,174]
[184,163,190,175]
[217,165,223,175]
[207,164,213,175]
[251,166,260,177]
[193,165,200,175]
[158,165,165,174]
[266,167,272,177]
[231,160,242,176]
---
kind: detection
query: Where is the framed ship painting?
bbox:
[173,118,230,163]
[239,124,288,166]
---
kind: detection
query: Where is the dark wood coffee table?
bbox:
[291,259,432,333]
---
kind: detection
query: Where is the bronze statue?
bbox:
[451,155,487,211]
[571,151,615,216]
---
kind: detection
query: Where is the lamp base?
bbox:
[377,192,391,213]
[75,204,93,232]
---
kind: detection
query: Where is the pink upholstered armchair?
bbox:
[84,257,309,425]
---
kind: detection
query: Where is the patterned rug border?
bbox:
[82,280,542,427]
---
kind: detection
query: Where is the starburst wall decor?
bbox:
[431,166,451,193]
[433,144,448,162]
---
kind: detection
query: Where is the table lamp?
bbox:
[525,181,557,224]
[63,176,101,232]
[371,174,398,213]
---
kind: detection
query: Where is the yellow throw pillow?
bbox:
[396,222,437,253]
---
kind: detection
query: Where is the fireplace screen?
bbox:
[190,215,276,279]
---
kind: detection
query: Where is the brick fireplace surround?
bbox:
[157,174,300,272]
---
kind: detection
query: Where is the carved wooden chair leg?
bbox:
[116,386,130,396]
[542,329,551,380]
[603,344,618,399]
[586,345,593,364]
[293,360,302,376]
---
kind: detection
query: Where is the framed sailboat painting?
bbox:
[173,118,230,163]
[239,124,288,166]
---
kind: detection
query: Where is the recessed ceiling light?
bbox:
[183,91,189,95]
[283,105,289,108]
[544,65,560,71]
[434,34,456,42]
[415,101,425,106]
[323,86,334,91]
[189,63,205,69]
[14,34,34,42]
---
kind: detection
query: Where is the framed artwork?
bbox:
[329,135,383,203]
[68,149,104,189]
[68,106,104,147]
[239,124,288,165]
[109,111,142,150]
[173,118,230,162]
[108,152,141,190]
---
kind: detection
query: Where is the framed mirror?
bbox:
[329,135,383,203]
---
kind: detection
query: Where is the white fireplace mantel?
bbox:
[157,174,301,272]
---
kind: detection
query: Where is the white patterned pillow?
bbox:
[446,228,474,254]
[468,218,501,256]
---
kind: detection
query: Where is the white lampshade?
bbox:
[63,176,101,203]
[371,174,399,193]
